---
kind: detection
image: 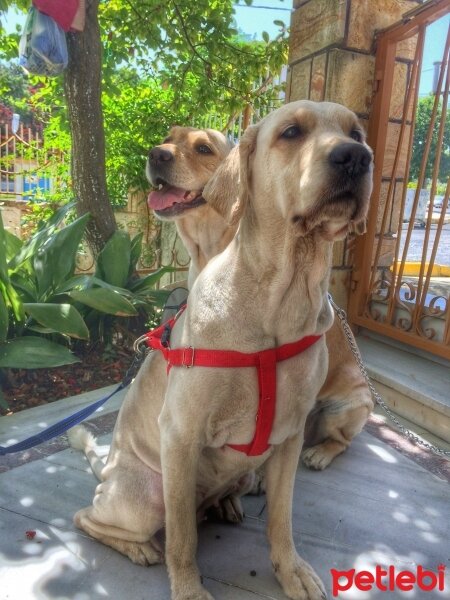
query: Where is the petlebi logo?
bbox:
[330,564,446,596]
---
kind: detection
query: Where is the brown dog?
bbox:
[146,126,235,287]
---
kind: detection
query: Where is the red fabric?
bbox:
[33,0,79,32]
[145,309,322,457]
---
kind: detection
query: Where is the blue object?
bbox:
[19,7,68,77]
[0,351,145,455]
[0,383,125,456]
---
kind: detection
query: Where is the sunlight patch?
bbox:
[367,444,397,463]
[19,496,34,507]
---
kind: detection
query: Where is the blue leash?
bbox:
[0,292,188,457]
[0,354,143,456]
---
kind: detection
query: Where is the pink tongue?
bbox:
[148,186,187,210]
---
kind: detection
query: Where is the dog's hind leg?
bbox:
[75,507,163,566]
[302,388,372,470]
[74,462,165,565]
[266,434,326,600]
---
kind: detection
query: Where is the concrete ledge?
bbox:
[356,333,450,443]
[0,385,125,447]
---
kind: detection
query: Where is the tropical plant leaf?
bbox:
[88,277,134,297]
[52,274,92,296]
[10,273,37,302]
[127,267,176,292]
[0,292,8,342]
[33,213,90,300]
[4,229,22,262]
[24,303,90,340]
[0,280,25,323]
[0,337,80,368]
[129,232,144,276]
[0,211,9,284]
[96,230,131,288]
[133,288,171,308]
[8,202,76,272]
[68,288,138,316]
[28,324,59,334]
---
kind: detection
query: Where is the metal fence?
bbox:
[348,0,450,360]
[0,121,66,201]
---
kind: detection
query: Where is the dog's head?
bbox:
[204,101,373,240]
[146,126,233,220]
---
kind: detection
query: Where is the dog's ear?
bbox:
[203,124,258,225]
[205,129,234,156]
[203,145,241,224]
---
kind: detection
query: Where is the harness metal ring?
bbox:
[182,346,195,368]
[133,334,150,356]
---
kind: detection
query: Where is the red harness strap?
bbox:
[144,310,321,457]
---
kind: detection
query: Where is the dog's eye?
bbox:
[196,144,213,154]
[281,125,303,140]
[350,129,363,143]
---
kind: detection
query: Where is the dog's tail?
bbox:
[67,425,105,481]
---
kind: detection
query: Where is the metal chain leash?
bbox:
[328,295,450,459]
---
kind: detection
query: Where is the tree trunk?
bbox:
[64,0,116,256]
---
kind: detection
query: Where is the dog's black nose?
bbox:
[329,143,372,178]
[149,147,174,165]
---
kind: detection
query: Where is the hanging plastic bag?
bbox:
[19,7,68,77]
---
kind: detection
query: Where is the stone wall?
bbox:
[287,0,421,308]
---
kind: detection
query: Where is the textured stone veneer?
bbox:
[286,0,422,309]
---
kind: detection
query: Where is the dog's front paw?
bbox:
[173,588,214,600]
[302,445,334,470]
[206,494,244,524]
[273,555,327,600]
[302,440,346,470]
[126,540,164,566]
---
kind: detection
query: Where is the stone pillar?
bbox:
[287,0,421,309]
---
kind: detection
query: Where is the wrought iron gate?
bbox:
[349,0,450,360]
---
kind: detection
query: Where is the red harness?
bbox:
[144,306,322,457]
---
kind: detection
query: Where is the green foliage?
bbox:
[0,336,81,368]
[0,61,33,120]
[1,203,91,343]
[95,230,131,287]
[71,230,172,343]
[24,302,90,339]
[0,205,85,369]
[410,94,450,183]
[0,0,288,207]
[0,208,170,374]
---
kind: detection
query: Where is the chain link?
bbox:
[121,348,153,388]
[328,295,450,459]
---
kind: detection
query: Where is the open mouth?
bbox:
[148,179,206,218]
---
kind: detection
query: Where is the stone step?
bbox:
[356,332,450,444]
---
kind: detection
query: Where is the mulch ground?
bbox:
[0,343,135,415]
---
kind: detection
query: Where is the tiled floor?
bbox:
[0,387,449,600]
